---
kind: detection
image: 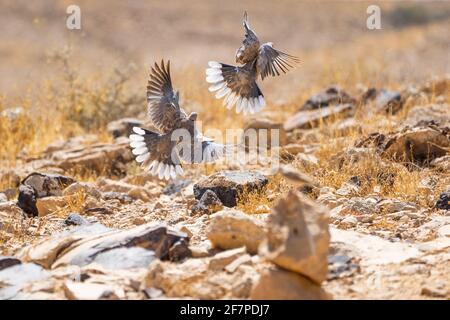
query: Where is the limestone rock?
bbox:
[330,226,421,266]
[51,142,133,176]
[92,247,156,269]
[208,247,246,271]
[250,267,330,300]
[144,258,258,299]
[284,104,353,131]
[0,263,50,300]
[194,171,268,207]
[259,190,330,284]
[403,104,450,127]
[36,196,66,217]
[357,126,450,165]
[207,209,266,254]
[63,281,119,300]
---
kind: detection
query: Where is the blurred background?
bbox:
[0,0,449,163]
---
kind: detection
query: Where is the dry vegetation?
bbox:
[0,0,449,300]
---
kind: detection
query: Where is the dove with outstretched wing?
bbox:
[130,60,229,180]
[206,11,300,114]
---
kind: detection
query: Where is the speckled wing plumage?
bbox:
[147,60,187,133]
[256,43,300,81]
[206,11,299,114]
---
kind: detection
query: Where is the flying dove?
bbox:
[129,60,229,180]
[206,11,300,114]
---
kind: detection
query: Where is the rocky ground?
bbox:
[0,76,449,300]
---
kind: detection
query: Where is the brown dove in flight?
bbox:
[206,11,300,114]
[129,60,228,180]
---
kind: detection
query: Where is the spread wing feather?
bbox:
[147,60,186,133]
[256,43,300,81]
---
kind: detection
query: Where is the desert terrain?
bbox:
[0,0,449,300]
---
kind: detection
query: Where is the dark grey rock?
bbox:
[193,171,268,207]
[0,256,22,271]
[301,85,355,110]
[192,190,223,215]
[17,172,76,217]
[168,239,191,262]
[284,103,353,131]
[107,118,143,138]
[162,179,192,195]
[436,190,450,210]
[64,213,89,226]
[17,184,38,217]
[0,263,49,300]
[362,88,402,114]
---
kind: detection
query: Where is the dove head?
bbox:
[188,112,198,121]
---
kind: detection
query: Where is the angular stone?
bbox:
[330,226,421,266]
[284,104,353,131]
[208,247,246,271]
[224,254,252,273]
[194,171,268,207]
[52,142,133,176]
[92,247,156,269]
[17,184,38,217]
[362,88,402,114]
[207,209,266,254]
[107,118,143,138]
[0,263,50,300]
[17,172,75,217]
[36,196,66,217]
[243,118,288,148]
[403,104,450,127]
[63,281,119,300]
[53,223,189,268]
[191,190,223,215]
[301,85,355,110]
[144,259,258,299]
[19,222,189,269]
[250,267,330,300]
[21,172,75,198]
[436,190,450,210]
[358,126,450,165]
[63,182,101,199]
[259,190,330,284]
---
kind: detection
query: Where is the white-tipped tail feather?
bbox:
[206,61,266,114]
[129,126,183,181]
